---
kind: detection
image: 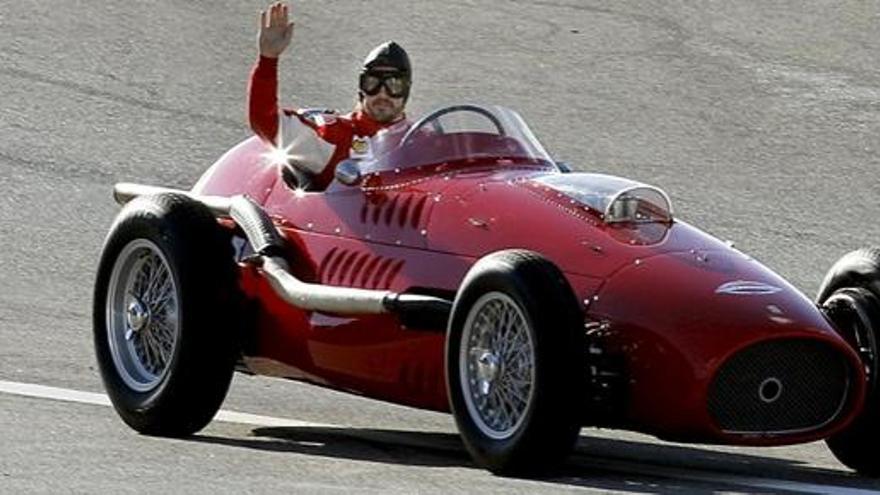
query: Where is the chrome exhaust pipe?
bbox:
[261,257,390,314]
[112,183,451,323]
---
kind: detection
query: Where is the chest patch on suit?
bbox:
[350,137,373,159]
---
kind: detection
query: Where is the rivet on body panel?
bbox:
[767,303,793,324]
[468,218,489,229]
[767,305,784,315]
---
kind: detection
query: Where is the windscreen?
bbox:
[359,105,557,174]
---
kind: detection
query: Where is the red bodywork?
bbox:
[192,133,866,447]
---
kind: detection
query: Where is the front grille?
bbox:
[708,339,850,434]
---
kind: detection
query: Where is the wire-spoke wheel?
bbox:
[94,193,240,436]
[817,247,880,476]
[447,250,585,475]
[460,292,535,440]
[107,239,180,392]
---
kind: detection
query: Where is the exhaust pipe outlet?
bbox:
[383,293,452,331]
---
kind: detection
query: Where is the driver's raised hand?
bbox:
[259,2,294,58]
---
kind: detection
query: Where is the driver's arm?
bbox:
[248,2,294,144]
[248,55,281,144]
[248,3,346,146]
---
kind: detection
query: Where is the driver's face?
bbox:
[363,86,406,123]
[361,65,407,123]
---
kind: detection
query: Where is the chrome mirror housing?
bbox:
[335,159,362,186]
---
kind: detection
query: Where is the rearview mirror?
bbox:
[335,159,362,186]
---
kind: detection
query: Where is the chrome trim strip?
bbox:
[715,280,782,296]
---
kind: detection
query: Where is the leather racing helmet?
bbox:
[359,41,412,101]
[362,41,411,76]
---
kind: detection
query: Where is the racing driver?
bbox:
[249,1,412,190]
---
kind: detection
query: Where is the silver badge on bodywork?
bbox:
[715,280,782,295]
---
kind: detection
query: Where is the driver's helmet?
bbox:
[359,41,412,102]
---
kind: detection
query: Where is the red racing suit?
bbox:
[248,55,405,190]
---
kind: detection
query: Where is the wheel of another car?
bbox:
[446,249,586,474]
[817,247,880,476]
[93,193,241,436]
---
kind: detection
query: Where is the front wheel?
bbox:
[818,248,880,476]
[93,193,241,436]
[446,250,586,474]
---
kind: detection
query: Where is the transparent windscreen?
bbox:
[360,105,557,173]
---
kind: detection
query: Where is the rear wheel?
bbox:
[93,193,241,436]
[446,250,585,474]
[818,248,880,476]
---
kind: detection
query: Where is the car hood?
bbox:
[425,169,731,279]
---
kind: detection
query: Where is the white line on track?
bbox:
[2,379,879,495]
[0,379,333,428]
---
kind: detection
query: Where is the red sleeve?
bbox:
[315,117,347,145]
[248,55,280,145]
[248,56,350,150]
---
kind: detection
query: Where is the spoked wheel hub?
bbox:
[126,298,150,336]
[475,351,502,395]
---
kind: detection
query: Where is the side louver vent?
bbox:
[319,248,405,289]
[360,193,429,230]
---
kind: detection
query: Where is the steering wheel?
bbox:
[400,104,506,148]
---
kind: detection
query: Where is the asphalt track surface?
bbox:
[2,1,880,493]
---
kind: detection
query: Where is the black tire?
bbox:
[93,193,241,436]
[817,248,880,476]
[446,249,585,475]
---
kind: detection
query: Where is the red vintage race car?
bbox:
[94,104,880,475]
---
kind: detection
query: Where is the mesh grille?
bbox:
[708,340,850,433]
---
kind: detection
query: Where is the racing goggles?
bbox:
[359,71,410,98]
